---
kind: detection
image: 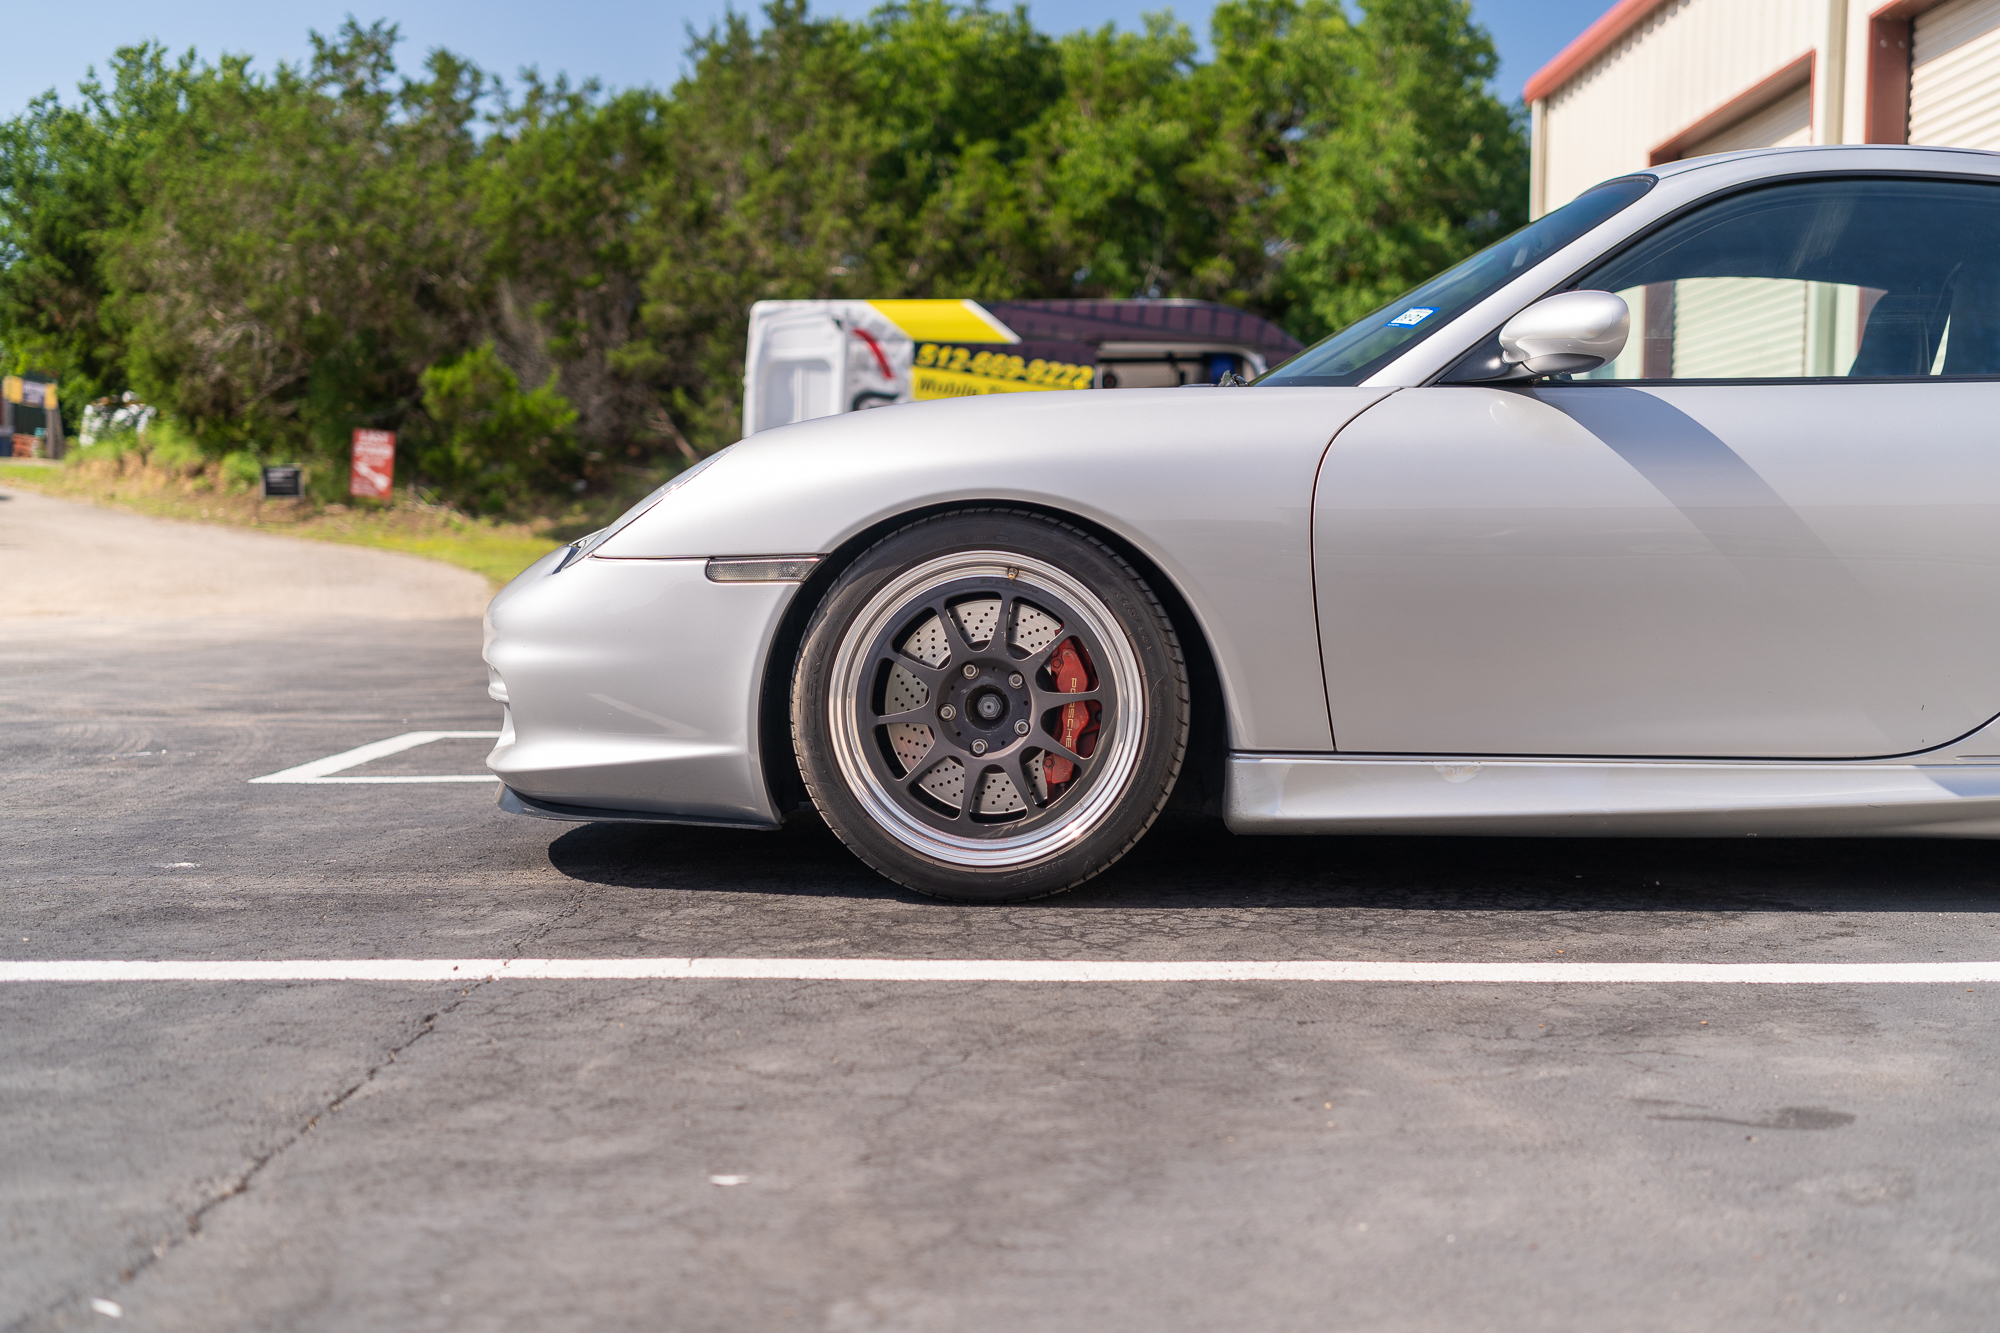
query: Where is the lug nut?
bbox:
[963,663,979,678]
[1014,720,1029,735]
[971,739,987,755]
[1008,673,1023,688]
[939,704,956,720]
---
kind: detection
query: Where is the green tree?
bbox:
[111,20,486,461]
[1021,0,1527,339]
[477,79,679,467]
[632,0,882,446]
[860,0,1063,296]
[0,44,198,399]
[1019,16,1207,300]
[1262,0,1528,339]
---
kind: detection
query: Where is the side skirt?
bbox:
[1224,753,2000,838]
[498,785,781,831]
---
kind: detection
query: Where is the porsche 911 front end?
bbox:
[476,377,1380,900]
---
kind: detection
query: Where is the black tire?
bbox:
[792,510,1189,902]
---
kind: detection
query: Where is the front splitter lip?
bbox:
[496,784,781,831]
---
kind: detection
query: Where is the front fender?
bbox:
[601,386,1391,752]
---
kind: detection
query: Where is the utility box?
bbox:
[741,298,1302,435]
[261,466,303,499]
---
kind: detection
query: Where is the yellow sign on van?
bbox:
[910,343,1095,400]
[869,299,1020,345]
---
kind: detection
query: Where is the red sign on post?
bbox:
[350,429,396,499]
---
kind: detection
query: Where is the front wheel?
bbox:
[792,511,1189,902]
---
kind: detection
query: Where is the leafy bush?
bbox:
[80,426,143,461]
[305,465,348,505]
[417,343,581,513]
[144,418,206,476]
[220,450,263,492]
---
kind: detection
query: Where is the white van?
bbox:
[742,298,1303,435]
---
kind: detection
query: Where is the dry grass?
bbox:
[0,454,563,588]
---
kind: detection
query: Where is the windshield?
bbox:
[1256,175,1656,387]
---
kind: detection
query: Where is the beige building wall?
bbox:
[1536,0,1819,213]
[1532,0,2000,217]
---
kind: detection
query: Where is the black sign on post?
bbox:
[261,466,303,499]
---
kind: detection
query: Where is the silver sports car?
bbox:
[485,144,2000,901]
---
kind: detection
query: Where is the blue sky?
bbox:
[5,0,1612,120]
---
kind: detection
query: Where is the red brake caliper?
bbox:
[1042,638,1098,787]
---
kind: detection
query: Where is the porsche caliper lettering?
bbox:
[1043,638,1098,786]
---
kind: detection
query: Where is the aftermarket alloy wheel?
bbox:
[793,511,1189,901]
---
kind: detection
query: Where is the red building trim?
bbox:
[1866,14,1913,142]
[1524,0,1676,104]
[1865,0,1950,143]
[1871,0,1944,18]
[1646,52,1816,165]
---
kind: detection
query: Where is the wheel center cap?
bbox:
[971,688,1007,724]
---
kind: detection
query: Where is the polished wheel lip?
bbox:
[827,552,1146,870]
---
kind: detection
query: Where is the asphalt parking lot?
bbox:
[8,600,2000,1328]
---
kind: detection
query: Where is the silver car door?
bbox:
[1315,174,2000,759]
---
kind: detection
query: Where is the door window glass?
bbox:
[1575,177,2000,381]
[1257,176,1654,387]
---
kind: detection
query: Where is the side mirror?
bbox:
[1499,290,1630,377]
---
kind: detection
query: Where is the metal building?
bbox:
[1528,0,2000,216]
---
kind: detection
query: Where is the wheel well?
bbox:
[757,502,1229,819]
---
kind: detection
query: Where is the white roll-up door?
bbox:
[1911,0,2000,149]
[1657,82,1815,381]
[1685,84,1812,157]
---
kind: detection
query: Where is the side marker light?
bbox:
[705,556,822,583]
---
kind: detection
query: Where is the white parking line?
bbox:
[4,959,1999,983]
[248,732,501,784]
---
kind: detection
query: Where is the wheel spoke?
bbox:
[1006,596,1068,658]
[1032,686,1103,712]
[890,655,948,689]
[1040,736,1092,770]
[873,703,933,726]
[1017,638,1062,674]
[937,605,978,662]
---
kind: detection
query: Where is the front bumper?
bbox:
[484,554,798,827]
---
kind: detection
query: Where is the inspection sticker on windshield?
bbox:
[1384,307,1438,328]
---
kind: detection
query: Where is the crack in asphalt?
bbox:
[15,880,597,1333]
